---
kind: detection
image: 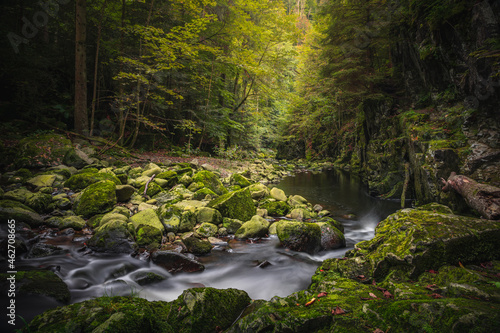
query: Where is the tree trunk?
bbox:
[441,172,500,220]
[74,0,88,135]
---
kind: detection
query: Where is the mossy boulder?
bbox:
[46,216,86,230]
[65,172,121,192]
[196,222,218,238]
[289,207,315,221]
[25,191,53,213]
[222,217,243,234]
[192,170,227,195]
[248,183,270,200]
[3,187,32,204]
[0,270,70,304]
[230,173,252,188]
[139,182,163,197]
[195,207,222,225]
[235,215,270,239]
[0,199,43,227]
[100,212,129,227]
[270,187,287,201]
[27,243,69,258]
[341,204,500,281]
[15,134,72,168]
[75,180,117,218]
[260,200,291,217]
[208,188,256,221]
[183,236,213,255]
[132,271,166,286]
[193,187,217,200]
[316,222,345,250]
[142,163,163,178]
[288,194,309,207]
[156,170,178,187]
[130,208,165,246]
[88,220,137,253]
[115,184,136,202]
[317,216,344,233]
[26,174,57,189]
[62,147,93,168]
[276,221,322,254]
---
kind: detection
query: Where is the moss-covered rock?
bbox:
[260,200,291,217]
[288,194,309,208]
[75,180,117,218]
[46,215,86,230]
[196,222,218,238]
[62,148,94,169]
[183,236,212,255]
[192,170,227,195]
[276,221,322,254]
[130,208,164,247]
[115,184,136,202]
[25,191,52,212]
[15,134,72,168]
[230,173,252,188]
[195,207,222,225]
[132,271,166,286]
[65,172,121,192]
[270,187,287,201]
[222,217,243,234]
[208,188,255,221]
[27,243,69,258]
[0,270,70,304]
[289,207,315,221]
[193,187,217,200]
[0,199,43,227]
[248,183,270,200]
[3,187,32,204]
[88,220,137,253]
[235,215,270,239]
[26,174,57,189]
[317,216,344,233]
[99,212,128,227]
[316,222,345,250]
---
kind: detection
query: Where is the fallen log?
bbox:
[441,172,500,220]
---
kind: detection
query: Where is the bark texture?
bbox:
[441,172,500,220]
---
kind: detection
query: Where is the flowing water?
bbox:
[2,169,401,330]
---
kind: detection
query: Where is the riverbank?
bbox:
[1,134,499,332]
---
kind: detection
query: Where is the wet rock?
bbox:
[235,215,270,239]
[0,199,44,227]
[27,243,69,258]
[115,184,136,202]
[192,170,227,195]
[182,236,212,255]
[276,221,322,254]
[74,180,117,218]
[132,271,166,286]
[316,222,345,250]
[0,270,70,303]
[208,188,255,221]
[151,251,205,273]
[317,216,344,233]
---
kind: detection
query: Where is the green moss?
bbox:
[261,200,291,216]
[75,180,117,218]
[193,187,217,200]
[182,237,212,255]
[139,181,163,197]
[0,199,43,227]
[208,188,256,221]
[136,225,162,247]
[234,215,270,239]
[65,172,121,191]
[276,221,322,254]
[192,170,227,195]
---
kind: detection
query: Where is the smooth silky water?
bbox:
[4,169,401,327]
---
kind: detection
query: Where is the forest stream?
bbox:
[4,169,400,328]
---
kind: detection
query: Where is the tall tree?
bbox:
[75,0,88,135]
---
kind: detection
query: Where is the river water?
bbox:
[3,169,401,330]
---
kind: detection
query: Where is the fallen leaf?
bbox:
[332,306,346,315]
[318,292,328,298]
[357,275,365,279]
[427,269,438,274]
[425,284,438,290]
[369,293,378,299]
[383,290,393,299]
[430,293,443,299]
[305,298,316,306]
[373,329,384,333]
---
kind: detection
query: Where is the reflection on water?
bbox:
[4,169,401,330]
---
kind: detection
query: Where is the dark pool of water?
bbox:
[1,169,401,331]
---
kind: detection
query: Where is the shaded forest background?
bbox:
[1,0,498,165]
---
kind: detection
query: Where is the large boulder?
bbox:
[115,185,136,202]
[260,200,290,217]
[222,218,243,234]
[276,221,322,254]
[248,183,270,200]
[208,188,255,221]
[196,223,218,238]
[62,147,94,168]
[87,220,137,254]
[230,173,252,188]
[75,180,117,218]
[0,200,43,227]
[182,236,212,255]
[270,187,287,201]
[26,174,57,189]
[316,222,345,250]
[46,216,86,230]
[235,215,270,239]
[192,170,227,195]
[195,207,222,225]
